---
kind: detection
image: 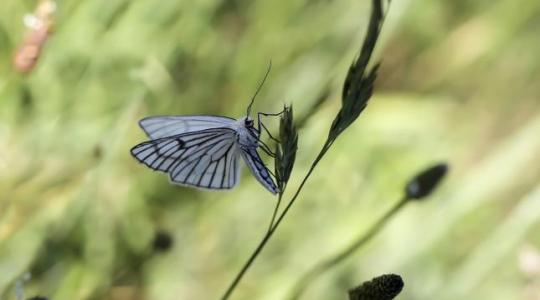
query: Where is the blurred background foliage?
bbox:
[0,0,539,299]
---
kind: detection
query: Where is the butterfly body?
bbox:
[131,115,279,195]
[232,117,258,145]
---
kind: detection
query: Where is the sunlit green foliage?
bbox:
[1,0,539,299]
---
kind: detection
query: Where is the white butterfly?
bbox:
[130,67,280,194]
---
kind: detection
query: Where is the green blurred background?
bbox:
[1,0,540,299]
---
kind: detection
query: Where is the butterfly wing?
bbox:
[131,127,241,190]
[139,115,236,139]
[240,146,279,195]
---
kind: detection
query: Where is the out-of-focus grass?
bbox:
[0,0,539,299]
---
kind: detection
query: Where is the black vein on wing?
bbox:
[171,139,231,185]
[196,142,235,188]
[229,149,237,187]
[131,130,223,171]
[141,116,235,138]
[132,126,245,189]
[155,132,227,171]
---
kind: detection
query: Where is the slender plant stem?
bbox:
[270,143,331,233]
[220,0,393,297]
[287,196,409,300]
[220,142,332,300]
[267,193,284,233]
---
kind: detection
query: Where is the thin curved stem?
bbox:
[220,142,332,300]
[287,196,409,300]
[219,0,392,295]
[267,193,284,233]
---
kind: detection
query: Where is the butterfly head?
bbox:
[244,117,254,128]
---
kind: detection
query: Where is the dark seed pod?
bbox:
[348,274,404,300]
[405,163,448,200]
[152,230,173,252]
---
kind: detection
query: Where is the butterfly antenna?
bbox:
[246,61,272,117]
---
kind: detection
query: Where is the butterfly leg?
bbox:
[260,121,280,143]
[257,110,285,143]
[258,140,276,158]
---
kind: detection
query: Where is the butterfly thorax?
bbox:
[233,117,259,148]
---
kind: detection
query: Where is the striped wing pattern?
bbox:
[240,146,279,194]
[132,115,279,194]
[139,115,236,139]
[131,128,240,190]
